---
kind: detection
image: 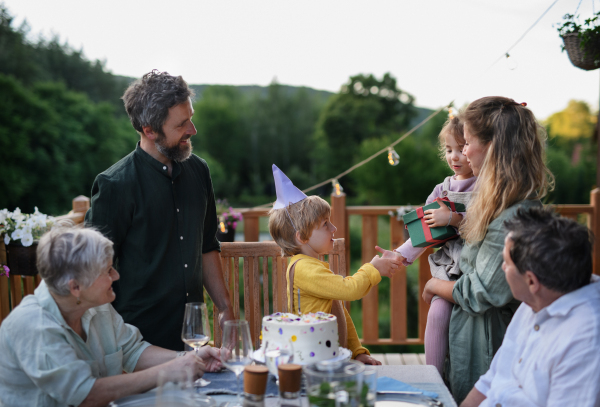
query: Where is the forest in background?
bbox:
[0,3,597,216]
[1,2,599,351]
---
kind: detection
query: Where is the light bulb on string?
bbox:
[505,53,517,70]
[331,179,344,196]
[387,147,400,166]
[448,107,455,119]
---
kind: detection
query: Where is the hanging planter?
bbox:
[557,12,600,71]
[562,32,600,70]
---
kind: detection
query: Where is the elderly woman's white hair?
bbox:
[36,227,114,296]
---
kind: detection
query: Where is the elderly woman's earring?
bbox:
[76,297,81,305]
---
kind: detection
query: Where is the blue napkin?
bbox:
[377,376,438,399]
[198,369,281,396]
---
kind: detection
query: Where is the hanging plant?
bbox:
[557,12,600,71]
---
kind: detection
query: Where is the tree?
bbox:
[313,73,417,195]
[546,100,596,140]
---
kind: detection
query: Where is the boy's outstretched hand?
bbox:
[370,246,401,278]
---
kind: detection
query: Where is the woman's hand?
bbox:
[196,346,222,372]
[355,353,382,365]
[422,278,456,304]
[162,352,207,381]
[424,198,452,228]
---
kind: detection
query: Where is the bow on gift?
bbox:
[412,197,459,249]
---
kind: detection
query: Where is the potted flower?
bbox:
[0,207,55,276]
[557,12,600,71]
[215,199,243,243]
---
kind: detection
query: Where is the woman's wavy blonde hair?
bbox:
[459,96,554,243]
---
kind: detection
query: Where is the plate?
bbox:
[252,347,351,365]
[109,391,215,407]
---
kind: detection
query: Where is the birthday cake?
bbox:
[261,312,340,363]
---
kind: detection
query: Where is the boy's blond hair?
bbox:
[268,196,331,256]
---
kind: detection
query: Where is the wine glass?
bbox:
[220,320,254,407]
[155,368,195,407]
[181,302,211,387]
[263,339,294,383]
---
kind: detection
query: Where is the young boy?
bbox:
[268,165,400,365]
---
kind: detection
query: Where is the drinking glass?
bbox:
[181,302,211,387]
[221,320,254,407]
[155,368,195,407]
[263,339,294,382]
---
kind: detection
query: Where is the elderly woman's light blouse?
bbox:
[0,280,151,407]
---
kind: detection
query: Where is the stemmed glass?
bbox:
[181,302,211,387]
[220,320,254,407]
[263,339,294,383]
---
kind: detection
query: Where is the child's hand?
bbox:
[424,197,452,228]
[375,245,403,261]
[370,253,401,278]
[355,353,382,365]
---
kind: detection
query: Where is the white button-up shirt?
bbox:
[475,275,600,407]
[0,281,151,407]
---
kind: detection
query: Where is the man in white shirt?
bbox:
[461,206,600,407]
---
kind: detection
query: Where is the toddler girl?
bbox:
[393,116,475,375]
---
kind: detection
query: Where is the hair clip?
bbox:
[520,102,527,106]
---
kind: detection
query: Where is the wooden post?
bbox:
[244,215,260,242]
[73,196,90,213]
[361,215,379,343]
[592,189,600,276]
[330,193,348,275]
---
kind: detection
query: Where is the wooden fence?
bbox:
[2,190,600,344]
[239,188,600,346]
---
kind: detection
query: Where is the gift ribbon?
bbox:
[416,198,458,248]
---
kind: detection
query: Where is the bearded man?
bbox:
[85,70,233,350]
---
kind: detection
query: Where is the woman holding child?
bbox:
[420,97,554,403]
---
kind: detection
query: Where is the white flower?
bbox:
[3,234,10,245]
[0,209,8,224]
[11,229,23,240]
[21,233,34,247]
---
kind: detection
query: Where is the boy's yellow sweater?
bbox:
[286,254,382,358]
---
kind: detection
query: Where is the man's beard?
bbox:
[155,132,193,162]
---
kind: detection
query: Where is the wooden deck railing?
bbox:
[239,188,600,346]
[3,190,600,344]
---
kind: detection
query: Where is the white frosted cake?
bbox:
[261,312,339,363]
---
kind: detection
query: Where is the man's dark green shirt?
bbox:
[85,144,220,350]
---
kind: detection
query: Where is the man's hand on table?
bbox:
[355,354,382,365]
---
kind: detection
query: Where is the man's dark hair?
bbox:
[122,70,194,134]
[504,206,593,294]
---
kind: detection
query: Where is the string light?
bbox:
[505,53,517,70]
[448,107,455,119]
[332,179,344,196]
[387,147,400,166]
[219,221,227,233]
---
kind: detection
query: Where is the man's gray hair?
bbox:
[122,70,195,134]
[36,228,114,296]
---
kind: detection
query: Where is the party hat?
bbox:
[272,164,307,209]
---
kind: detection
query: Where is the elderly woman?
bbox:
[0,227,221,407]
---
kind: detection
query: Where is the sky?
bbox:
[4,0,599,120]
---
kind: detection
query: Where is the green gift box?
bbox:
[402,199,466,248]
